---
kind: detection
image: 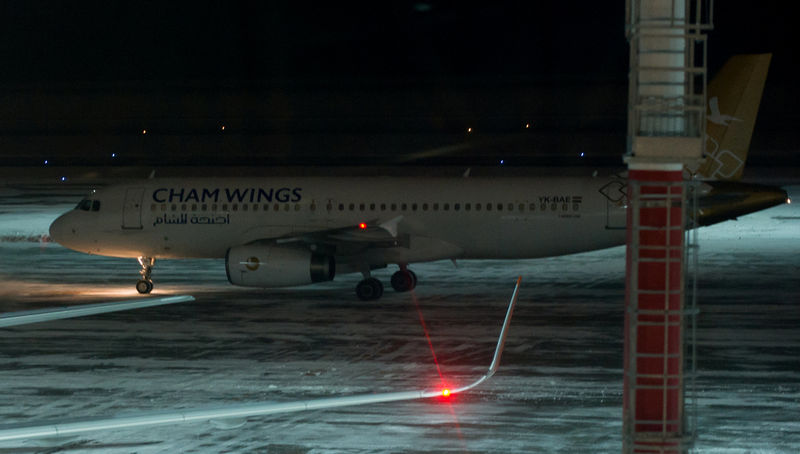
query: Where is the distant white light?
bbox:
[788,198,792,204]
[221,125,226,131]
[580,152,585,157]
[142,129,147,135]
[111,153,116,158]
[44,160,48,165]
[525,123,530,129]
[500,159,505,165]
[467,127,472,133]
[60,176,67,182]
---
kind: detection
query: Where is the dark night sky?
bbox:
[0,1,797,168]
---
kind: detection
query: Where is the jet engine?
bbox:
[226,244,335,287]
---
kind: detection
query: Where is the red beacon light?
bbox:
[358,222,368,230]
[441,388,451,397]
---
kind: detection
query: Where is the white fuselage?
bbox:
[50,176,627,266]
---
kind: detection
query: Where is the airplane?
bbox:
[48,54,788,300]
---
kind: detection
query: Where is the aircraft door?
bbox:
[122,187,145,229]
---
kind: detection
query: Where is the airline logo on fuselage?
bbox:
[152,187,303,204]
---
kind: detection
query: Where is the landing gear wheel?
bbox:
[136,279,153,294]
[136,256,155,294]
[391,270,417,292]
[356,278,384,301]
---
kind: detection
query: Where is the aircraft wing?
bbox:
[0,277,521,442]
[0,296,194,328]
[274,216,407,248]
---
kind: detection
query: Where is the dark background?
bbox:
[0,1,796,169]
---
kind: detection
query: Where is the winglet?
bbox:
[451,275,521,393]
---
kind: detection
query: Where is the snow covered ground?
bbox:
[0,184,798,453]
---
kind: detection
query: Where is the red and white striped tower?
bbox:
[623,1,711,452]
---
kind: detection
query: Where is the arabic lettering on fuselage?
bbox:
[153,213,231,227]
[152,187,302,204]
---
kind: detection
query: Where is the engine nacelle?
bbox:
[226,244,334,288]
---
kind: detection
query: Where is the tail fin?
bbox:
[695,53,771,180]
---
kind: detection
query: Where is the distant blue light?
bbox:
[60,176,67,182]
[44,160,48,165]
[500,159,505,165]
[580,152,585,157]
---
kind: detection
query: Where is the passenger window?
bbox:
[422,203,428,211]
[294,204,300,211]
[211,204,217,211]
[433,203,439,211]
[476,203,482,211]
[380,203,386,211]
[508,203,513,211]
[465,203,471,211]
[171,204,177,211]
[202,204,208,211]
[391,203,397,211]
[359,203,365,211]
[412,203,417,211]
[327,202,333,211]
[443,203,449,211]
[150,203,157,212]
[192,203,198,211]
[242,204,249,211]
[401,203,407,211]
[91,200,101,212]
[369,203,375,211]
[454,203,460,211]
[264,204,270,211]
[310,203,316,211]
[222,204,228,211]
[339,203,344,211]
[349,203,355,211]
[232,204,238,211]
[161,203,167,211]
[274,203,280,211]
[519,203,525,212]
[529,203,536,211]
[181,204,187,211]
[497,203,503,211]
[486,204,492,211]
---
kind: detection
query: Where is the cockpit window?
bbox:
[75,199,101,212]
[76,199,92,211]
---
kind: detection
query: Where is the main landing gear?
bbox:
[355,265,418,301]
[136,256,155,294]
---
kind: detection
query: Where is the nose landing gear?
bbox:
[136,256,155,294]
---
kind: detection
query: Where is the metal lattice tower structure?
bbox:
[623,1,712,453]
[626,0,713,164]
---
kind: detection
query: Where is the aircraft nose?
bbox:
[49,214,70,245]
